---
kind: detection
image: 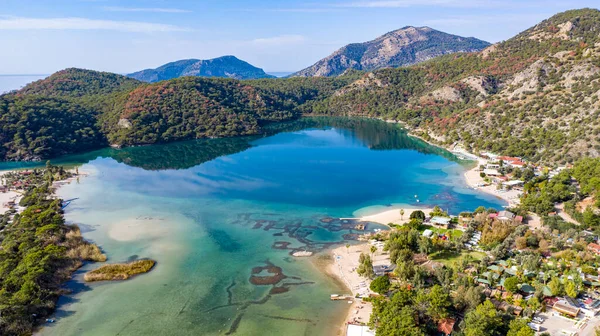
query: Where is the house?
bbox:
[519,284,536,295]
[509,161,526,168]
[423,229,434,238]
[588,243,600,255]
[431,216,451,227]
[503,180,524,190]
[346,325,375,336]
[437,318,456,336]
[553,300,580,317]
[497,211,515,221]
[483,168,501,176]
[373,264,396,277]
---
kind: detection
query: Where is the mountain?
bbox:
[5,9,600,166]
[127,56,275,82]
[18,68,141,97]
[313,8,600,165]
[1,68,354,160]
[291,26,490,77]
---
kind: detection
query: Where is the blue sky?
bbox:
[0,0,598,74]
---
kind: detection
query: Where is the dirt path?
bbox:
[555,203,580,225]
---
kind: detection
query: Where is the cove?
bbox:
[12,118,505,336]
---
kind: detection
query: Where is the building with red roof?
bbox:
[588,243,600,255]
[437,318,455,335]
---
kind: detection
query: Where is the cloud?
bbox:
[248,35,307,46]
[0,16,191,32]
[102,6,191,13]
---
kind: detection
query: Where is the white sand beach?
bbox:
[463,160,521,207]
[329,243,375,334]
[0,190,20,214]
[358,207,434,226]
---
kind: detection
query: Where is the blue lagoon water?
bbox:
[22,118,504,336]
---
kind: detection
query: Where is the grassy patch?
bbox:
[429,250,486,267]
[84,259,156,282]
[418,225,464,239]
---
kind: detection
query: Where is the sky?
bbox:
[0,0,598,74]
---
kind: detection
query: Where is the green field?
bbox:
[429,250,486,267]
[418,225,464,239]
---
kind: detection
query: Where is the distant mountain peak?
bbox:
[127,56,275,82]
[291,26,490,77]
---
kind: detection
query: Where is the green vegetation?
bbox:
[0,95,106,161]
[370,276,391,294]
[103,77,299,146]
[0,164,105,335]
[3,9,600,164]
[365,198,599,335]
[18,68,141,98]
[357,253,374,279]
[369,285,452,335]
[429,250,485,267]
[84,259,156,282]
[311,8,600,165]
[518,157,600,230]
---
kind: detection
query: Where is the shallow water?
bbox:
[21,118,504,336]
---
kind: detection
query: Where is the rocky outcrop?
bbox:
[427,86,461,102]
[292,26,490,77]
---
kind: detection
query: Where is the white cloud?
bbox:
[248,35,307,46]
[0,16,191,32]
[102,6,191,13]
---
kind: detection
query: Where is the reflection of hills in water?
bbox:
[107,137,254,170]
[264,117,461,162]
[0,117,462,171]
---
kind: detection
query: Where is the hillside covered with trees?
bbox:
[315,8,600,165]
[1,9,599,165]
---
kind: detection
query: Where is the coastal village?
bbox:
[333,149,600,336]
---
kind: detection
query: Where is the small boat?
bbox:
[414,195,418,198]
[416,199,420,203]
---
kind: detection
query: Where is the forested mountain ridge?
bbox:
[2,9,600,165]
[18,68,141,97]
[292,26,490,77]
[104,77,298,146]
[127,56,275,82]
[0,96,106,161]
[314,8,600,165]
[0,69,358,160]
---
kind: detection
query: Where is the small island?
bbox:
[84,259,156,282]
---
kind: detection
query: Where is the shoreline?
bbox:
[461,159,521,207]
[406,131,519,207]
[355,206,434,226]
[324,243,375,336]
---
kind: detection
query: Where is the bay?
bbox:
[10,118,504,336]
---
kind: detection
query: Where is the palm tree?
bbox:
[345,243,350,254]
[400,209,405,220]
[370,245,377,258]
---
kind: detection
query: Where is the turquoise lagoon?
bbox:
[15,118,505,336]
